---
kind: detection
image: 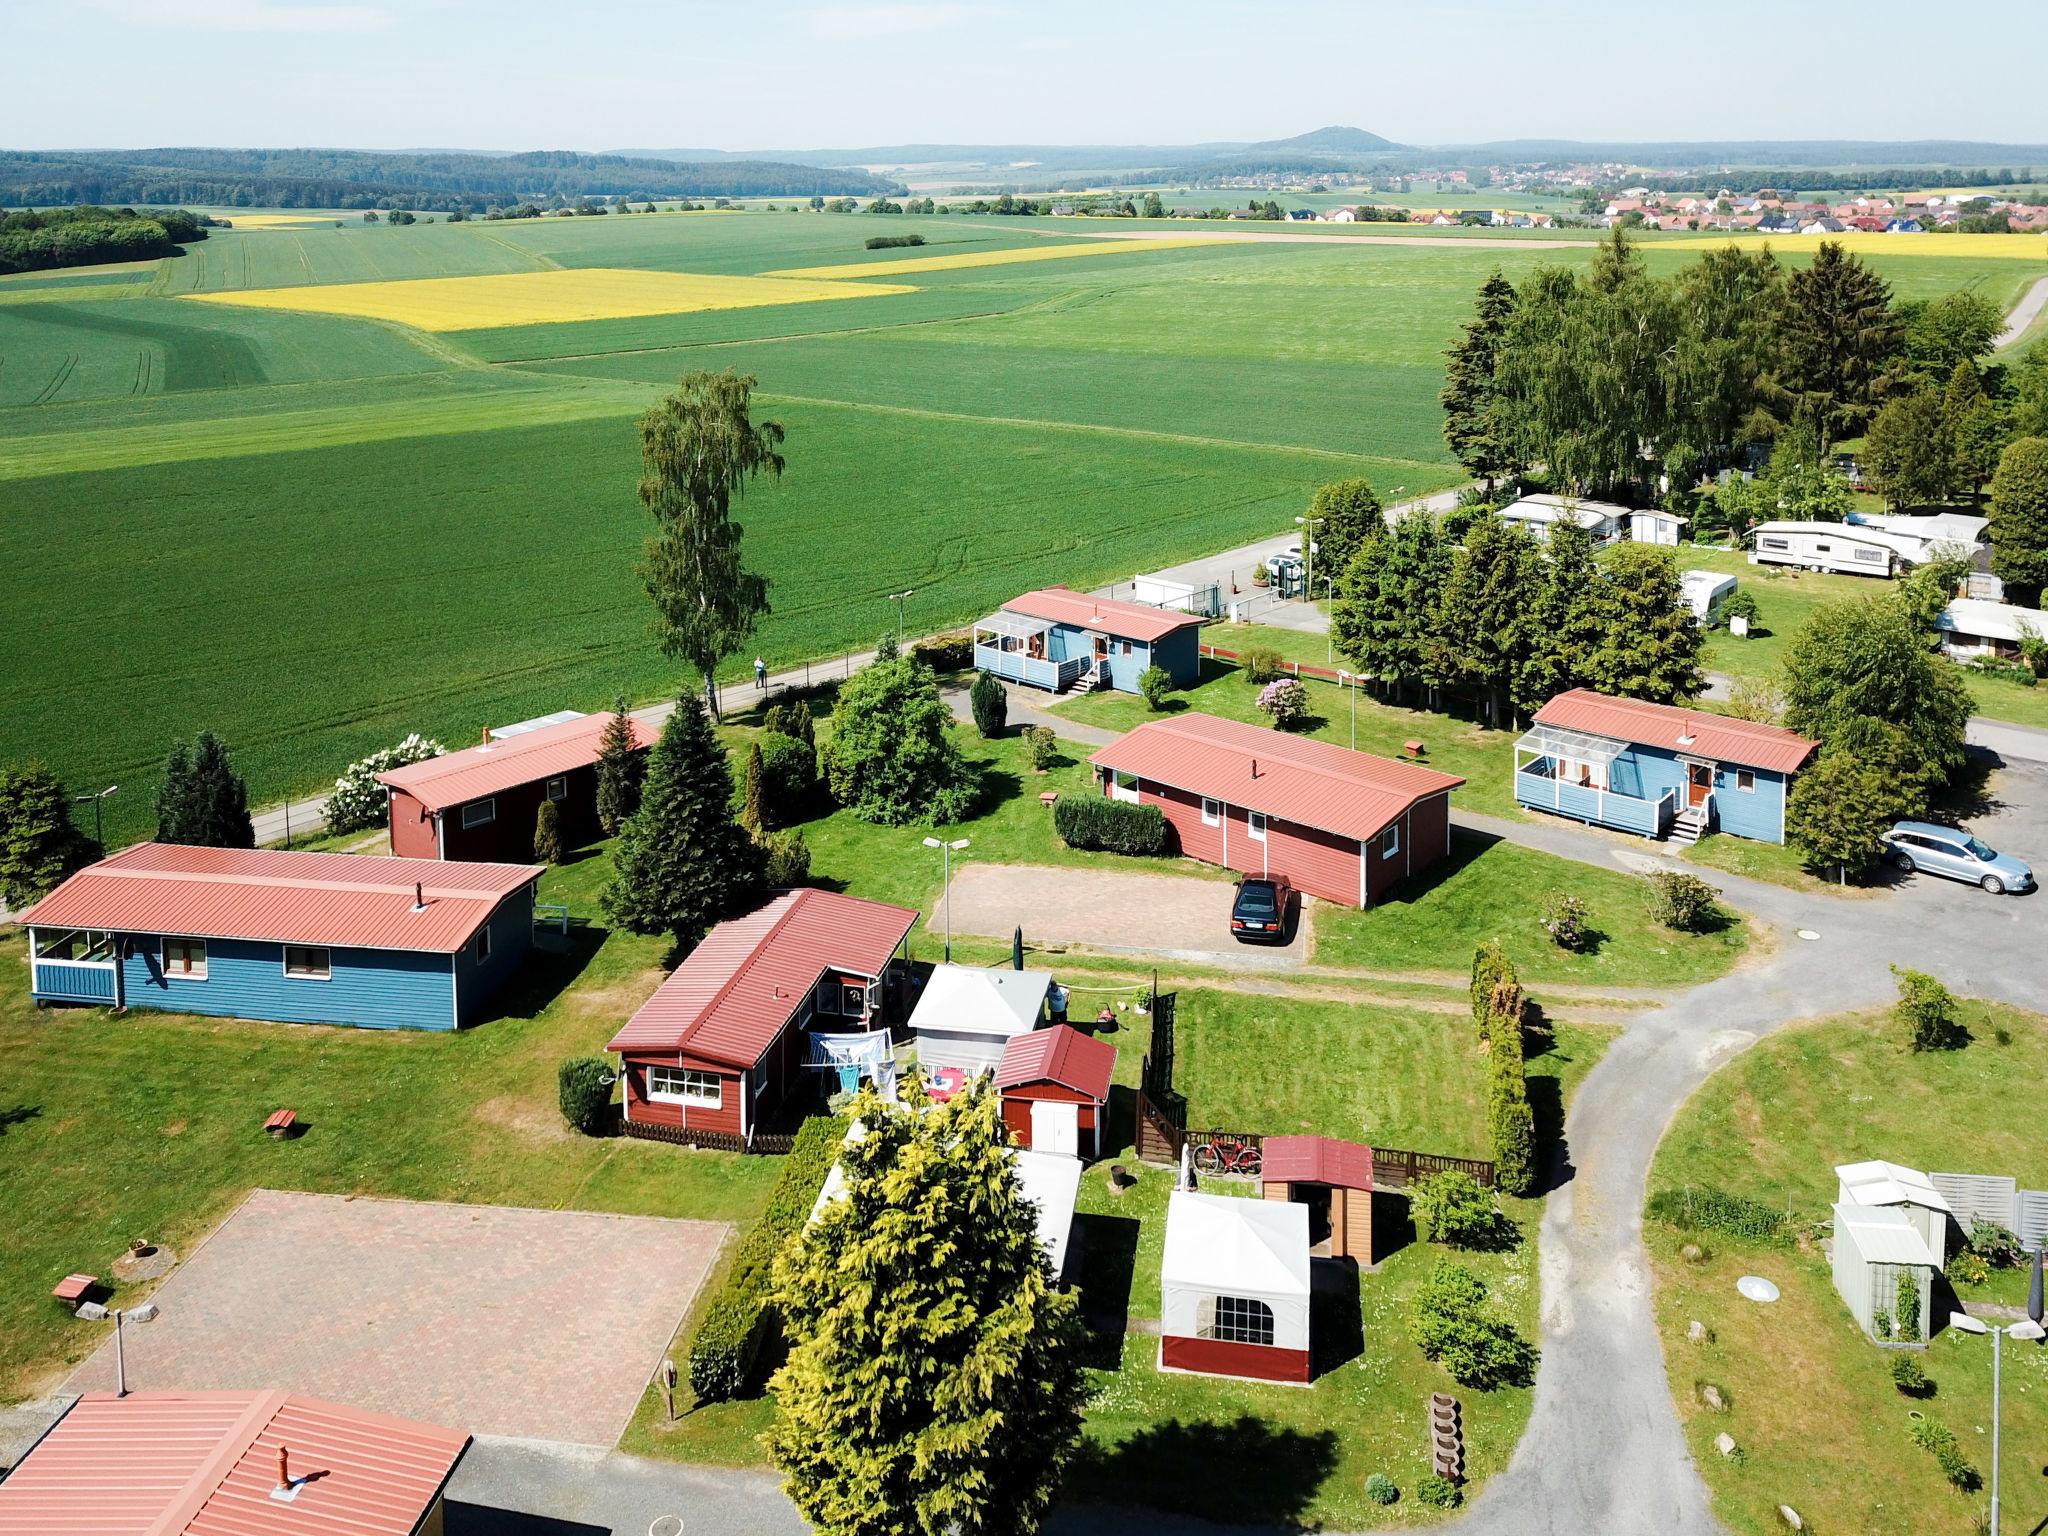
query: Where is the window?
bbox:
[646,1066,723,1108]
[461,799,496,829]
[283,945,331,980]
[1853,546,1884,563]
[1120,639,1134,656]
[1201,797,1220,828]
[1196,1294,1275,1347]
[163,937,208,981]
[474,924,492,963]
[815,977,839,1015]
[544,776,568,802]
[841,980,868,1016]
[1381,823,1401,859]
[1760,536,1789,552]
[1734,770,1756,793]
[1111,770,1140,805]
[34,928,112,962]
[1247,811,1267,842]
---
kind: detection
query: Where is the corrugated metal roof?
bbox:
[1837,1160,1952,1214]
[907,964,1052,1038]
[1089,713,1464,842]
[607,889,919,1064]
[1834,1204,1941,1267]
[995,1024,1115,1101]
[1262,1134,1373,1190]
[1533,688,1817,775]
[377,712,656,813]
[16,844,539,954]
[1000,586,1205,644]
[0,1390,468,1536]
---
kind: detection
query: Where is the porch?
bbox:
[973,611,1092,692]
[1512,725,1678,840]
[28,928,121,1006]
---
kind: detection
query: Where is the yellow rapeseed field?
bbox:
[181,267,916,330]
[1675,231,2048,261]
[212,213,352,230]
[767,237,1224,280]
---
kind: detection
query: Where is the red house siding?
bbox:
[1161,1334,1311,1384]
[387,788,438,860]
[390,763,613,864]
[619,1054,744,1136]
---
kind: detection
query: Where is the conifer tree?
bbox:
[1440,271,1518,489]
[602,695,762,945]
[594,696,644,837]
[1304,478,1385,579]
[741,742,765,836]
[1434,516,1542,727]
[1989,436,2048,604]
[533,798,565,864]
[0,761,94,907]
[1771,240,1903,445]
[1514,520,1604,712]
[1580,544,1705,705]
[1331,508,1452,706]
[158,732,253,848]
[1485,979,1535,1197]
[155,741,198,843]
[766,1078,1088,1536]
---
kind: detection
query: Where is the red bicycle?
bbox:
[1192,1134,1263,1178]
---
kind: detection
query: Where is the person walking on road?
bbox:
[755,656,767,690]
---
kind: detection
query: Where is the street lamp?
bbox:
[74,784,117,847]
[888,589,916,644]
[1337,670,1359,750]
[1293,514,1323,604]
[922,836,969,960]
[1947,1310,2047,1535]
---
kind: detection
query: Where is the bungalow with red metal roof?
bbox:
[19,844,540,1029]
[378,709,655,864]
[607,888,919,1148]
[973,586,1205,695]
[0,1389,469,1536]
[1514,688,1817,845]
[1086,713,1465,907]
[996,1023,1116,1159]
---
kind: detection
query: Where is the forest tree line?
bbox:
[0,204,210,275]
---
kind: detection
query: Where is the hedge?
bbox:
[685,1115,846,1402]
[911,631,974,672]
[1470,940,1514,1043]
[1645,1184,1785,1242]
[1053,794,1167,856]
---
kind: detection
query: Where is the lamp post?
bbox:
[922,836,969,960]
[1337,670,1358,750]
[1293,514,1323,605]
[888,588,916,644]
[74,784,117,847]
[1947,1311,2047,1534]
[1320,574,1336,664]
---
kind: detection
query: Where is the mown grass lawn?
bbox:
[1648,1000,2048,1536]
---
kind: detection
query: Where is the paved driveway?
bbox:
[61,1189,727,1446]
[942,862,1309,966]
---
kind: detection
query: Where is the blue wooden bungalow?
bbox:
[973,587,1204,695]
[1513,689,1817,844]
[19,843,543,1029]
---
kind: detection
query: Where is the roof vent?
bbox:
[412,881,427,913]
[1677,733,1696,747]
[1250,756,1259,779]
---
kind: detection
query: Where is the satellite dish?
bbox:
[1736,1275,1780,1303]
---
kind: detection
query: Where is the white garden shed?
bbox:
[1160,1191,1312,1383]
[1831,1203,1939,1342]
[1836,1159,1951,1267]
[907,963,1054,1075]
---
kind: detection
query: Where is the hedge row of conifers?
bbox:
[686,1115,847,1402]
[1052,795,1168,856]
[1471,940,1535,1197]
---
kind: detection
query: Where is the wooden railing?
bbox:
[1368,1146,1496,1190]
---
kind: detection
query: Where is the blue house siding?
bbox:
[1517,743,1792,843]
[109,935,460,1030]
[976,613,1202,695]
[1150,627,1202,688]
[453,885,536,1025]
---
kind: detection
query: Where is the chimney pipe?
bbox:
[1251,757,1259,778]
[277,1445,291,1491]
[480,725,490,747]
[413,881,425,912]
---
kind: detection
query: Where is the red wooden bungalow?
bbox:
[996,1024,1116,1159]
[607,889,919,1148]
[379,711,655,864]
[1087,713,1466,906]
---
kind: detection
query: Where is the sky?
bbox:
[6,0,2046,153]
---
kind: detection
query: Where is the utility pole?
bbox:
[75,784,118,848]
[921,836,969,960]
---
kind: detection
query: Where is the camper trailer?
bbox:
[1749,521,1898,578]
[1679,570,1737,626]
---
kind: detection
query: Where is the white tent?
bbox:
[1836,1159,1951,1266]
[1160,1192,1311,1381]
[908,963,1054,1074]
[1832,1202,1939,1342]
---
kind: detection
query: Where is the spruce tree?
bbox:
[1941,360,2003,500]
[1771,241,1903,446]
[1485,979,1535,1197]
[594,696,644,837]
[1305,478,1385,580]
[0,761,95,907]
[1331,508,1452,706]
[533,798,565,864]
[1581,545,1705,705]
[1514,520,1604,713]
[741,742,765,836]
[154,741,198,844]
[1434,516,1542,727]
[766,1078,1088,1536]
[188,732,254,848]
[602,695,763,945]
[1440,271,1518,489]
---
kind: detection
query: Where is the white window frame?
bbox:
[1734,769,1756,793]
[461,798,496,829]
[1201,797,1220,828]
[1196,1293,1276,1347]
[544,776,568,802]
[162,936,208,981]
[282,945,331,981]
[1381,823,1401,860]
[474,924,492,963]
[1247,811,1267,842]
[1111,770,1141,805]
[647,1065,723,1108]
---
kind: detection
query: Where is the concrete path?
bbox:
[1997,272,2048,351]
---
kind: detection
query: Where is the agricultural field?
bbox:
[2,207,2041,845]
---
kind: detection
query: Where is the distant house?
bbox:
[1887,217,1925,233]
[1802,217,1846,234]
[1514,688,1817,844]
[1285,207,1316,221]
[1319,207,1357,223]
[973,586,1205,695]
[1936,598,2045,660]
[607,888,919,1147]
[1496,493,1626,545]
[1750,520,1902,577]
[380,709,654,863]
[20,844,540,1029]
[0,1390,470,1536]
[996,1023,1116,1158]
[1160,1192,1312,1383]
[908,962,1055,1075]
[1629,508,1688,546]
[1089,712,1464,906]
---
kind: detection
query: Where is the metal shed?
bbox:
[1831,1203,1939,1342]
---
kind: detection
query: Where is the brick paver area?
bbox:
[62,1189,727,1445]
[943,862,1308,965]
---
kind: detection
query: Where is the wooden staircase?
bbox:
[1667,803,1710,846]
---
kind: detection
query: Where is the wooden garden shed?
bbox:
[1261,1135,1375,1264]
[995,1023,1115,1160]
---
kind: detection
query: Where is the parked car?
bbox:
[1883,821,2034,894]
[1230,874,1294,943]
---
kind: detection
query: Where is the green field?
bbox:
[3,210,2041,844]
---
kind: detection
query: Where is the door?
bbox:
[1686,762,1713,808]
[1030,1100,1080,1158]
[1091,633,1111,682]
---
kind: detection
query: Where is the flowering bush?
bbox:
[1257,678,1309,730]
[1540,892,1590,952]
[326,733,445,832]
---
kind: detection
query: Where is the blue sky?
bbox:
[6,0,2044,152]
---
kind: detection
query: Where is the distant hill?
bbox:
[1244,125,1404,155]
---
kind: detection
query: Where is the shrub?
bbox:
[1945,1249,1991,1287]
[1486,1008,1536,1198]
[1721,589,1762,630]
[1412,1170,1507,1249]
[1138,665,1174,710]
[1908,1419,1980,1492]
[1411,1260,1536,1389]
[757,732,818,826]
[534,798,565,863]
[1470,940,1515,1042]
[1416,1473,1462,1509]
[1645,1185,1785,1242]
[763,828,812,887]
[911,631,973,672]
[1874,1308,1893,1341]
[1965,1218,2024,1268]
[1896,1269,1922,1337]
[1251,561,1271,587]
[968,670,1008,737]
[1054,795,1168,856]
[1890,1353,1932,1397]
[1256,678,1310,729]
[1646,870,1719,933]
[762,700,815,746]
[687,1116,846,1402]
[864,232,926,250]
[326,733,444,833]
[557,1056,614,1135]
[1363,1473,1399,1506]
[1540,891,1590,952]
[1240,644,1285,683]
[1023,724,1059,771]
[1893,965,1967,1052]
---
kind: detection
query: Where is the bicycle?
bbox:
[1192,1133,1263,1179]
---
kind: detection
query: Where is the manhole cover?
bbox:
[1736,1275,1780,1303]
[648,1518,684,1536]
[1796,929,1819,942]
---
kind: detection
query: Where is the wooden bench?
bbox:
[1038,791,1059,807]
[264,1109,298,1137]
[1402,739,1426,758]
[52,1274,95,1305]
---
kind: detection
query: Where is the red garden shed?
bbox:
[1087,713,1466,906]
[379,710,654,863]
[996,1023,1116,1159]
[1262,1135,1375,1264]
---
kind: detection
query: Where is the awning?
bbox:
[1514,723,1625,765]
[975,611,1053,641]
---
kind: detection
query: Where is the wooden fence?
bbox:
[621,1120,798,1156]
[1368,1146,1496,1190]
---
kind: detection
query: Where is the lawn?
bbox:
[1647,999,2048,1536]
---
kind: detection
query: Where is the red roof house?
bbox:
[378,710,655,864]
[996,1024,1117,1158]
[608,889,919,1147]
[1087,713,1466,906]
[0,1389,469,1536]
[974,587,1206,695]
